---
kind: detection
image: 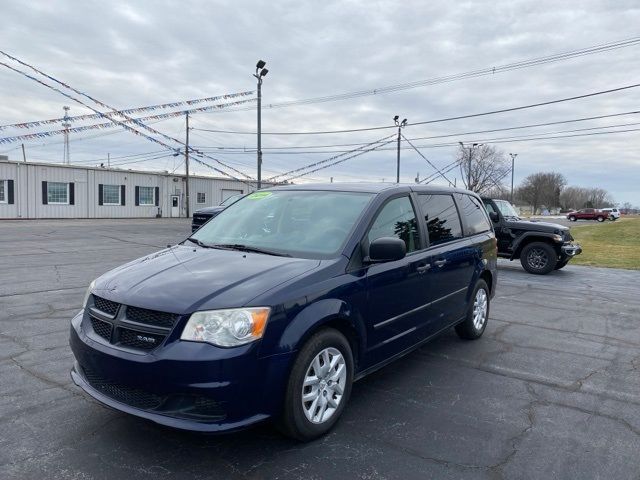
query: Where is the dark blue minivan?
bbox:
[70,183,497,440]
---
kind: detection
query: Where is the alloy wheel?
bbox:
[301,347,347,424]
[527,248,548,271]
[473,288,488,330]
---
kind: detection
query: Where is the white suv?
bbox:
[601,208,620,220]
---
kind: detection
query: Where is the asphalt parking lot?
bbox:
[2,219,639,480]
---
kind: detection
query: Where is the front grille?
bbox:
[90,316,113,341]
[82,367,164,410]
[117,327,166,350]
[93,296,119,316]
[126,306,178,329]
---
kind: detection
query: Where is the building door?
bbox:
[170,195,180,217]
[221,189,242,202]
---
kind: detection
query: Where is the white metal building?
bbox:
[0,159,256,219]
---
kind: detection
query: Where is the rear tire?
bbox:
[597,216,605,222]
[278,328,353,441]
[455,279,490,340]
[520,242,557,275]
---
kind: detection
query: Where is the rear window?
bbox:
[417,194,462,246]
[457,194,492,236]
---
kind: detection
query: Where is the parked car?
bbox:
[191,193,244,232]
[566,208,610,222]
[70,184,497,440]
[482,198,582,274]
[600,208,620,220]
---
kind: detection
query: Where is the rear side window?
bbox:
[417,194,463,246]
[458,194,492,235]
[368,196,420,253]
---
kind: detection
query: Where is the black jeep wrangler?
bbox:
[482,198,582,275]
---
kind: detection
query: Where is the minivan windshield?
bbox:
[191,190,374,258]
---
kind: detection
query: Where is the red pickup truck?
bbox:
[566,208,611,222]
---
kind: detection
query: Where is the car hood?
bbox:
[92,245,321,314]
[194,206,224,215]
[505,218,568,234]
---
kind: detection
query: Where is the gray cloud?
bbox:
[1,0,639,204]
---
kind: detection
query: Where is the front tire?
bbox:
[455,279,490,340]
[569,216,576,221]
[520,242,557,274]
[278,328,353,441]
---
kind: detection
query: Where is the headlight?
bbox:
[181,307,271,347]
[82,280,96,309]
[552,234,564,242]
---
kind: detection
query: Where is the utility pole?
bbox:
[254,60,268,189]
[21,143,26,162]
[509,153,518,203]
[394,115,408,183]
[459,142,482,191]
[185,111,190,218]
[107,153,111,168]
[62,106,71,164]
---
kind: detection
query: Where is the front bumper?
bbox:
[69,311,294,433]
[561,243,582,257]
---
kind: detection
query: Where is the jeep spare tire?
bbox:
[520,242,557,275]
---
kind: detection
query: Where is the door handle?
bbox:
[433,259,448,268]
[416,264,431,274]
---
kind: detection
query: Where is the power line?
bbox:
[401,133,453,186]
[191,119,640,156]
[191,82,640,136]
[0,54,256,185]
[199,109,640,152]
[267,133,396,182]
[283,139,397,182]
[196,35,640,113]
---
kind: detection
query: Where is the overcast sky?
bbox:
[2,0,639,205]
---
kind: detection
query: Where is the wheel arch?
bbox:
[511,234,560,259]
[277,298,366,371]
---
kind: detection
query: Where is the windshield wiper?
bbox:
[213,243,291,257]
[185,237,215,248]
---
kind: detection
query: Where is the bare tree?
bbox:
[458,145,511,194]
[560,186,614,209]
[588,188,614,208]
[518,172,566,214]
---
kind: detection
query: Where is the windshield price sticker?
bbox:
[247,192,273,200]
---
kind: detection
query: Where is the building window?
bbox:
[197,192,206,204]
[103,185,121,205]
[47,182,69,204]
[138,186,154,205]
[0,180,6,203]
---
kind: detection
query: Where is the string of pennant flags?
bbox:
[0,57,256,185]
[0,90,254,131]
[0,97,257,145]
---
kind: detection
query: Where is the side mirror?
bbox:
[489,211,499,223]
[368,237,406,263]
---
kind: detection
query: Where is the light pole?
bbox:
[509,153,518,203]
[394,115,408,183]
[254,60,268,189]
[458,142,482,191]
